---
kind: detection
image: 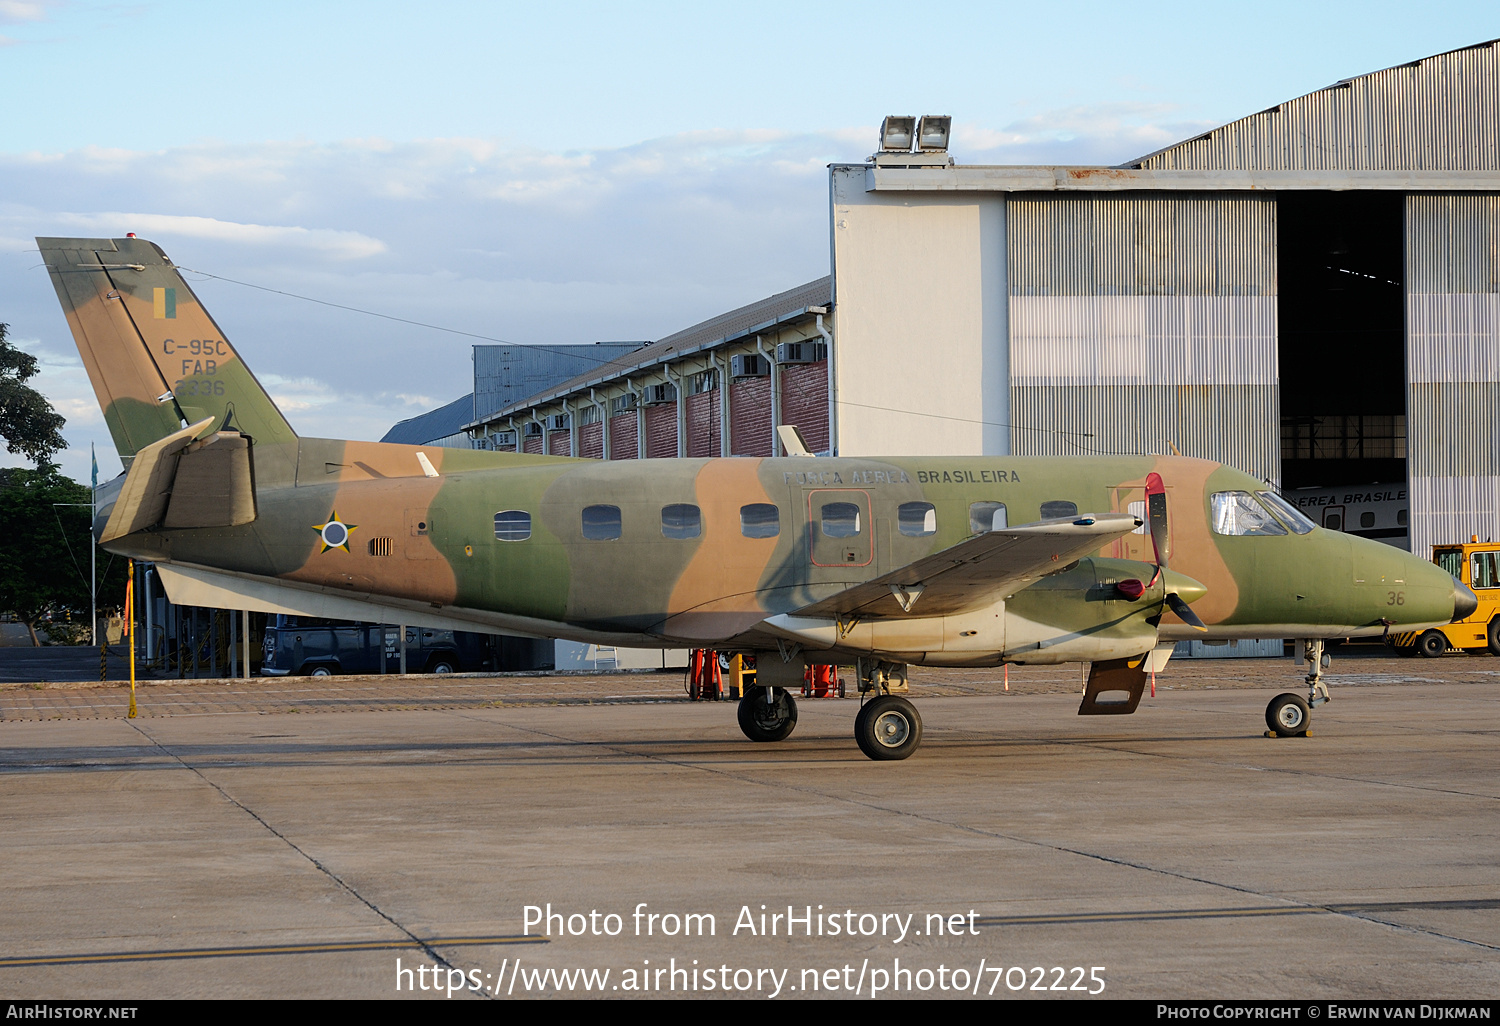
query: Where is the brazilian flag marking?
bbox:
[153,287,176,319]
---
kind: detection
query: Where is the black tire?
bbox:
[306,665,335,678]
[1265,692,1310,737]
[428,658,456,675]
[1417,630,1448,659]
[854,695,923,761]
[1488,619,1500,657]
[737,686,797,742]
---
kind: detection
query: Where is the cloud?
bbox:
[0,1,50,24]
[50,212,387,260]
[0,114,1205,484]
[956,103,1214,166]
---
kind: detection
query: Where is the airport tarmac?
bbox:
[1,655,1497,1000]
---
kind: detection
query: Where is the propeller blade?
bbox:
[1165,592,1208,632]
[1146,472,1169,568]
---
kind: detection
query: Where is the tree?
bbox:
[0,465,128,646]
[0,322,67,465]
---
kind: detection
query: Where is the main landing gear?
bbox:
[854,659,922,761]
[1265,638,1330,738]
[737,685,798,742]
[733,656,925,760]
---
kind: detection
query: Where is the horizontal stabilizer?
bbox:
[100,417,215,543]
[793,513,1142,619]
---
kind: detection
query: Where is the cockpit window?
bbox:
[1255,491,1315,535]
[1211,492,1288,537]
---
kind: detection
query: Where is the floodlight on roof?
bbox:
[879,116,916,152]
[916,115,952,151]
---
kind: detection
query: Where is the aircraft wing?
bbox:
[791,513,1142,619]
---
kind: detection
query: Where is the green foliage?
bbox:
[0,322,67,465]
[0,464,128,644]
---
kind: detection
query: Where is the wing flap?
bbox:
[793,513,1142,619]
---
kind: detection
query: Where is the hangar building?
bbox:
[457,39,1500,558]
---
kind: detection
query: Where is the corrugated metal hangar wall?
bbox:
[832,39,1500,554]
[1405,193,1500,555]
[1006,194,1279,484]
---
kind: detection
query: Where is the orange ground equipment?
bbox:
[687,648,723,701]
[802,664,845,698]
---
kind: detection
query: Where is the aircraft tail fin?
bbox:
[36,237,298,482]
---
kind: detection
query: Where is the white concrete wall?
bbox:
[829,165,1008,457]
[553,641,689,671]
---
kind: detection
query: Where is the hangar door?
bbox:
[1006,194,1279,485]
[1405,194,1500,555]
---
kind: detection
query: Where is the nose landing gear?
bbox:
[1266,638,1329,737]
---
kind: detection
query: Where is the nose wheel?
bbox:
[1265,692,1311,737]
[1267,638,1331,737]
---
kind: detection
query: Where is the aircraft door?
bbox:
[806,489,873,569]
[1323,505,1346,532]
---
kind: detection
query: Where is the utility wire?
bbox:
[177,266,634,369]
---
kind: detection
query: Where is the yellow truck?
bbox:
[1392,538,1500,657]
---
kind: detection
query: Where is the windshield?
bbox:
[1256,491,1315,535]
[1211,491,1287,537]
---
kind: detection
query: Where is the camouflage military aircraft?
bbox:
[38,236,1477,760]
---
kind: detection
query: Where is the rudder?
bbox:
[37,236,297,483]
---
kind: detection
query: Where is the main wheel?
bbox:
[737,686,797,742]
[1488,619,1500,657]
[1417,630,1447,659]
[854,695,923,761]
[1265,692,1310,737]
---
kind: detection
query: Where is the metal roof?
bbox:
[466,277,831,430]
[1124,39,1500,171]
[380,393,474,445]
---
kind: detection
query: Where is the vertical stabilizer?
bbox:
[36,236,297,484]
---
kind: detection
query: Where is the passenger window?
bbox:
[1327,514,1343,532]
[1397,509,1408,526]
[1473,553,1500,590]
[898,501,937,537]
[661,503,701,540]
[1040,500,1078,520]
[740,503,779,539]
[1360,511,1376,529]
[1210,492,1288,537]
[820,502,861,538]
[494,510,531,541]
[582,504,621,541]
[968,501,1007,535]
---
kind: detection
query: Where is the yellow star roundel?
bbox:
[313,511,357,553]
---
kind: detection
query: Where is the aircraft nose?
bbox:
[1452,579,1479,621]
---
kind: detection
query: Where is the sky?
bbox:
[1,0,1496,485]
